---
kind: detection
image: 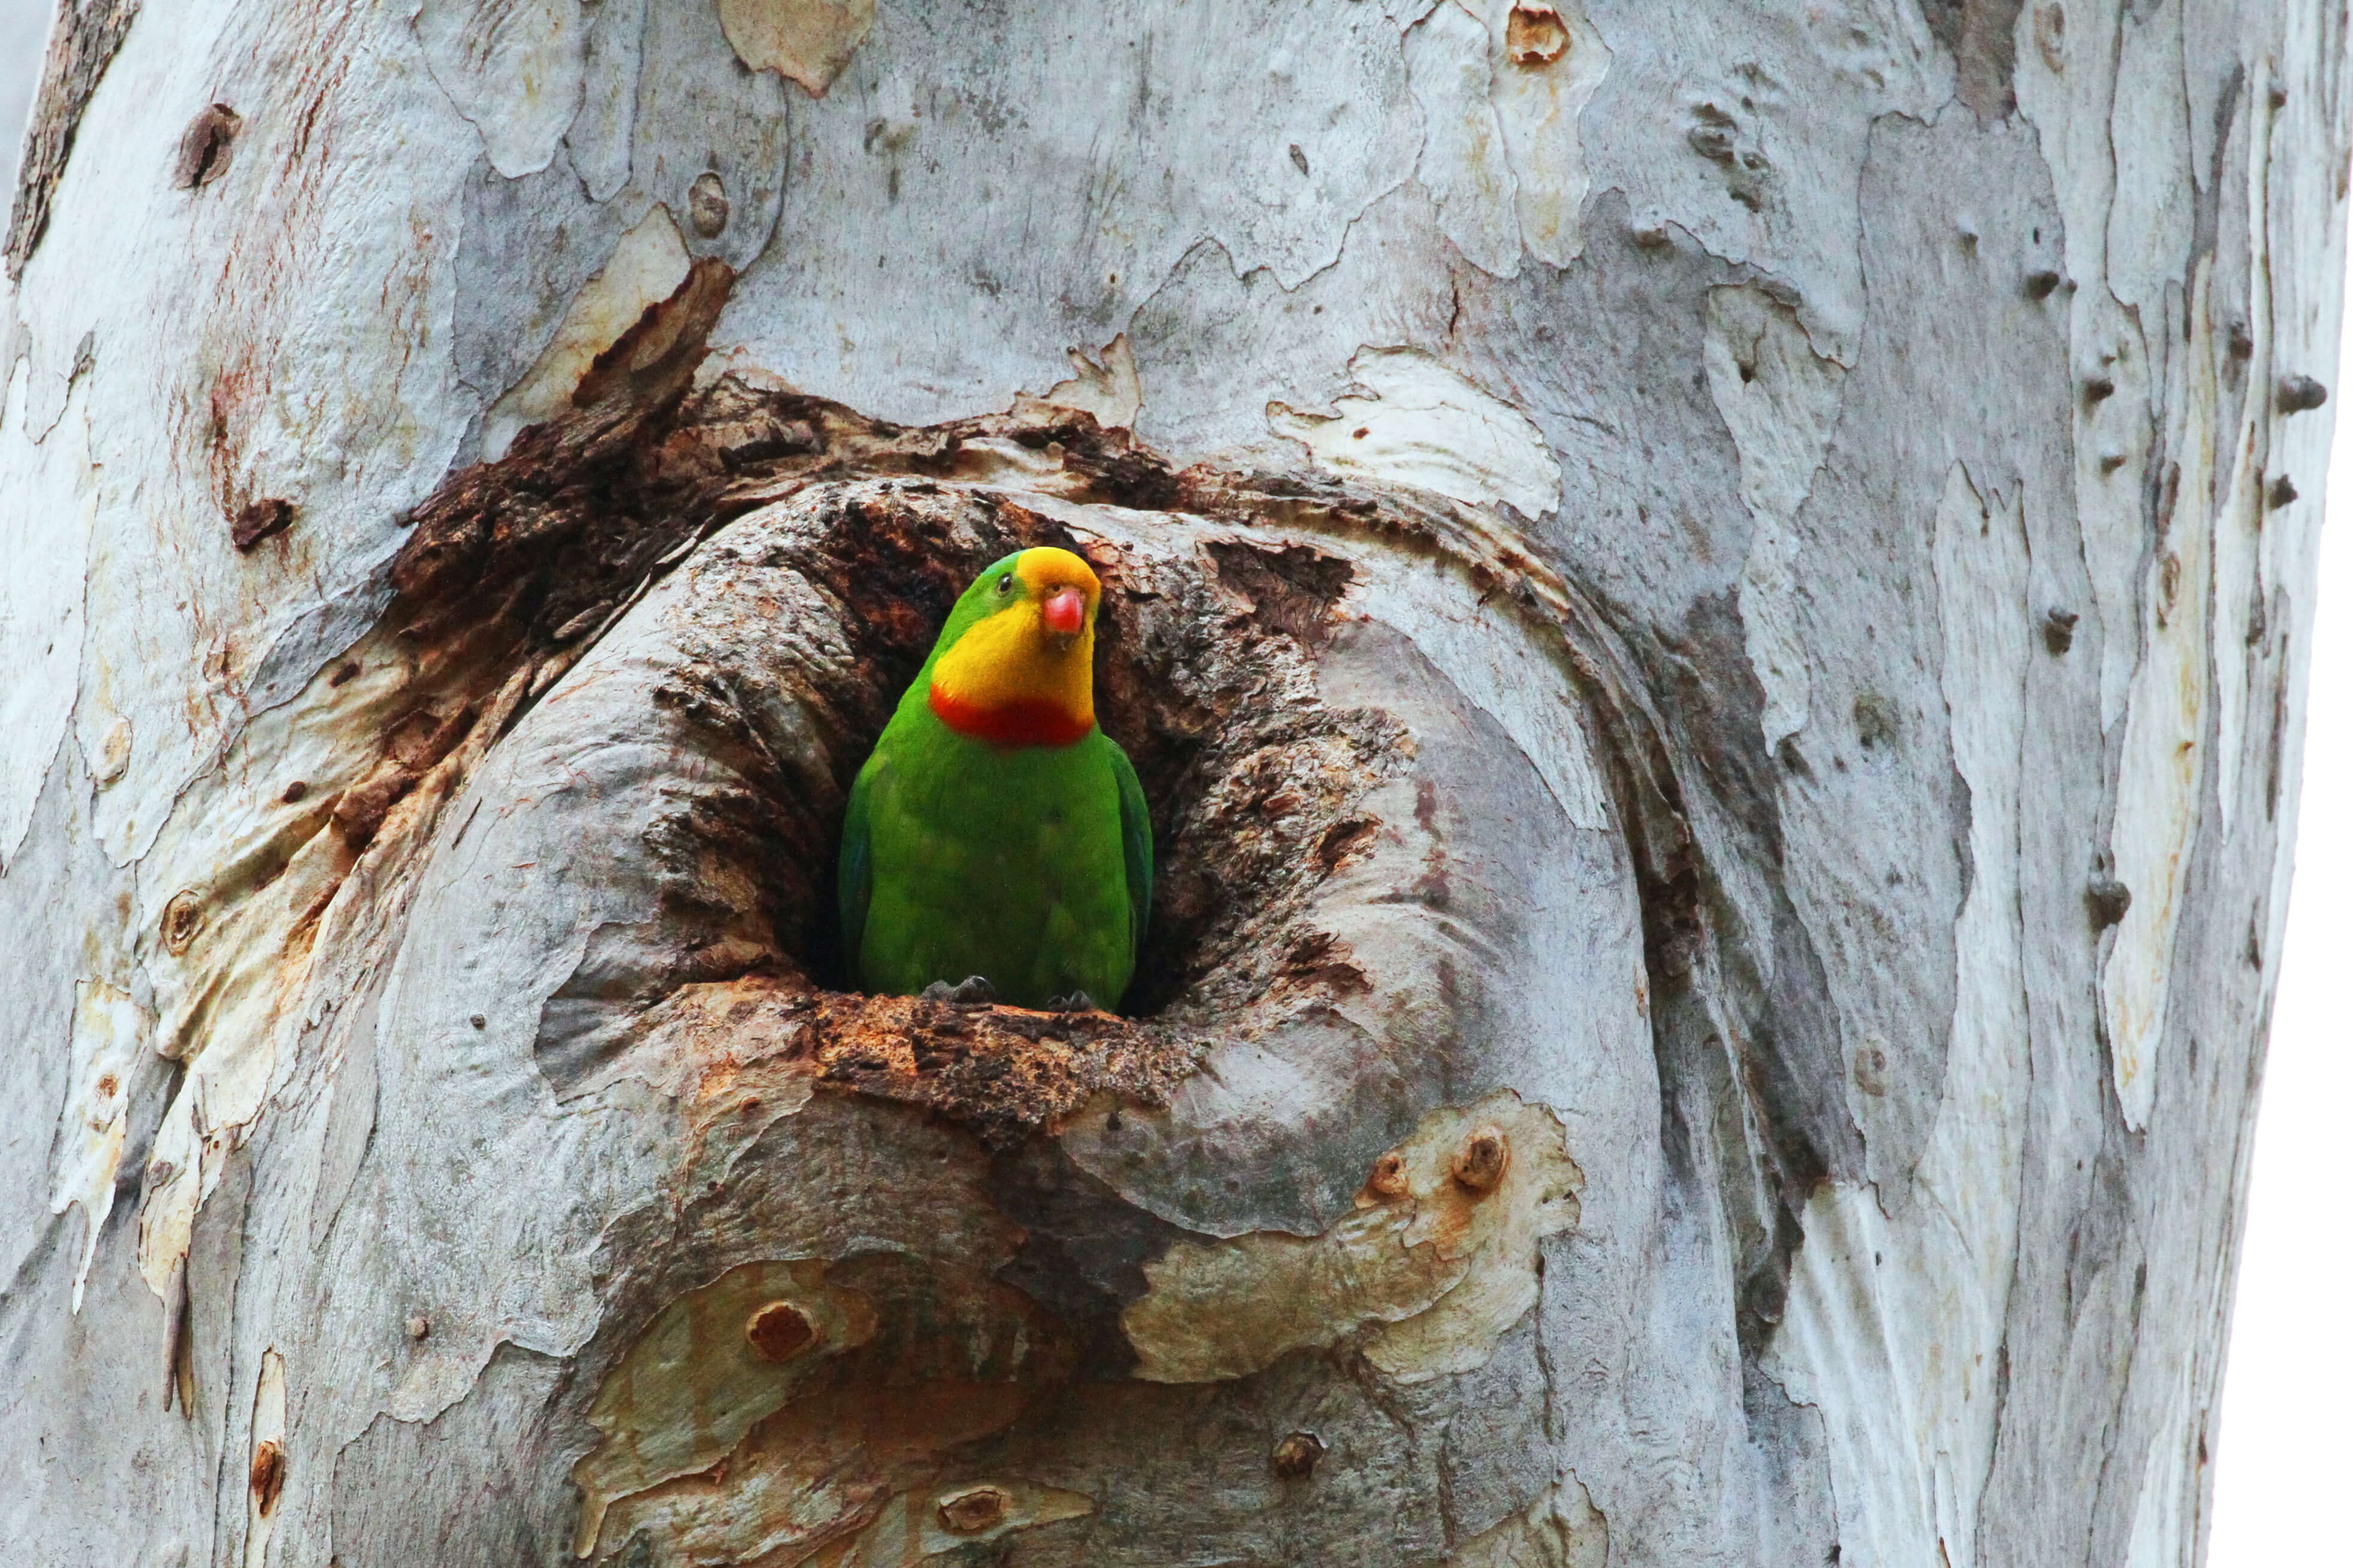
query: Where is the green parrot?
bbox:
[837,545,1152,1009]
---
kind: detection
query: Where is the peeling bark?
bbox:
[0,1,2343,1565]
[2,0,138,278]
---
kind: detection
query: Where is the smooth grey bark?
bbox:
[0,1,2342,1565]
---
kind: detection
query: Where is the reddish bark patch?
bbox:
[661,979,1206,1150]
[1506,2,1569,64]
[249,1440,286,1516]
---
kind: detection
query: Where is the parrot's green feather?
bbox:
[1113,742,1152,962]
[837,550,1152,1009]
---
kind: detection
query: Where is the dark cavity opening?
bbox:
[731,482,1385,1027]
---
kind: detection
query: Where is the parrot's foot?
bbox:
[1043,991,1098,1014]
[920,975,998,1005]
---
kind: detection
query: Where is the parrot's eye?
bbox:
[995,573,1015,596]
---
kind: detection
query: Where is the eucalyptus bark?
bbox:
[0,1,2341,1565]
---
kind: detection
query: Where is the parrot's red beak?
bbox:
[1041,584,1088,641]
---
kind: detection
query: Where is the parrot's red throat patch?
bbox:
[929,684,1094,747]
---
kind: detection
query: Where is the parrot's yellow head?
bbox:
[927,547,1103,746]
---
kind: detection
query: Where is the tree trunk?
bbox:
[1,1,2340,1563]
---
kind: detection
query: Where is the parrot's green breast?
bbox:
[836,547,1152,1010]
[843,712,1144,1007]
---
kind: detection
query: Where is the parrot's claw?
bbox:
[1044,991,1097,1014]
[920,975,998,1005]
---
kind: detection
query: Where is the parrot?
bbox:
[836,545,1152,1011]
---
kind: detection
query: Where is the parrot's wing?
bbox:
[1111,741,1153,956]
[838,759,877,974]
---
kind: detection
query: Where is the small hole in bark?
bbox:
[2086,878,2131,930]
[2042,607,2079,654]
[175,103,242,190]
[281,780,309,803]
[2267,474,2298,508]
[161,890,204,956]
[1451,1124,1509,1193]
[1852,1046,1889,1097]
[935,1485,1012,1534]
[231,498,295,552]
[1851,692,1899,751]
[1364,1151,1410,1202]
[688,171,730,238]
[2024,270,2062,299]
[1270,1430,1325,1479]
[745,1300,816,1361]
[249,1440,286,1516]
[2278,375,2329,414]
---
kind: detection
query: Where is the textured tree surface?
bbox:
[0,1,2343,1564]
